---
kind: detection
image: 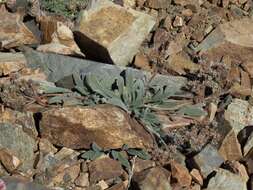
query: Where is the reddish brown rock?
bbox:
[88,157,123,184]
[190,169,203,186]
[0,6,38,49]
[40,105,154,150]
[170,160,192,187]
[0,148,21,173]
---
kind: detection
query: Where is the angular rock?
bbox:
[106,182,126,190]
[0,123,36,173]
[38,138,58,155]
[195,18,253,77]
[206,168,247,190]
[0,6,38,49]
[192,145,224,178]
[75,172,89,187]
[170,160,192,187]
[2,176,51,190]
[37,22,84,57]
[40,104,154,149]
[0,148,21,173]
[173,16,184,27]
[74,0,155,66]
[133,167,172,190]
[145,0,170,9]
[225,99,253,135]
[218,129,242,161]
[88,157,123,184]
[133,53,152,71]
[190,169,203,186]
[0,53,27,76]
[0,108,38,138]
[243,131,253,156]
[226,161,249,182]
[134,158,156,173]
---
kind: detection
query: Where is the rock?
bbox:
[75,173,89,187]
[133,53,152,71]
[97,180,109,190]
[0,53,27,76]
[123,0,136,8]
[190,169,203,186]
[243,131,253,156]
[88,157,123,184]
[0,163,9,177]
[145,0,170,9]
[205,168,247,190]
[245,148,253,175]
[0,6,38,49]
[40,104,154,149]
[225,99,253,135]
[173,16,184,27]
[226,161,249,182]
[2,176,51,190]
[170,160,192,187]
[163,16,172,30]
[133,167,172,190]
[0,108,38,139]
[195,18,253,77]
[218,129,242,161]
[0,123,36,173]
[134,158,156,173]
[192,145,224,178]
[37,22,84,57]
[0,148,21,173]
[39,138,58,155]
[222,0,230,7]
[106,182,126,190]
[74,0,155,66]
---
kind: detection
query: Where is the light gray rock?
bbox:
[74,0,155,66]
[0,123,37,173]
[192,145,224,178]
[206,168,247,190]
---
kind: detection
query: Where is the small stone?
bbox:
[97,180,109,190]
[243,131,253,156]
[222,0,230,7]
[106,182,127,190]
[134,158,156,173]
[75,173,89,187]
[0,53,26,76]
[134,53,152,71]
[75,0,155,66]
[218,129,243,161]
[206,168,247,190]
[123,0,136,8]
[40,105,153,149]
[89,157,123,184]
[39,138,58,155]
[133,167,172,190]
[170,160,192,187]
[182,9,193,17]
[145,0,170,9]
[192,145,224,178]
[173,16,184,27]
[0,148,21,173]
[190,169,203,185]
[0,123,36,173]
[163,16,172,30]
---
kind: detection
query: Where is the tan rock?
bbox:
[173,16,184,27]
[38,138,58,154]
[145,0,170,8]
[0,6,38,49]
[0,148,21,173]
[134,53,152,71]
[74,0,155,66]
[190,169,203,186]
[106,182,126,190]
[40,105,154,149]
[134,158,156,173]
[163,16,172,30]
[97,180,109,190]
[0,53,26,76]
[195,18,253,78]
[123,0,136,8]
[228,161,249,182]
[75,173,89,187]
[133,167,172,190]
[37,22,84,57]
[170,160,192,187]
[243,131,253,156]
[88,157,123,184]
[218,130,242,161]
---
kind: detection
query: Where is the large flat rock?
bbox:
[40,104,154,149]
[74,0,155,66]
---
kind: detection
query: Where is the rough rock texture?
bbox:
[40,104,154,149]
[192,145,224,178]
[133,167,172,190]
[206,169,247,190]
[88,157,123,184]
[0,6,38,49]
[0,53,27,76]
[74,0,155,66]
[0,148,21,173]
[0,123,36,172]
[243,131,253,156]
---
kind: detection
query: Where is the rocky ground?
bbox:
[0,0,253,189]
